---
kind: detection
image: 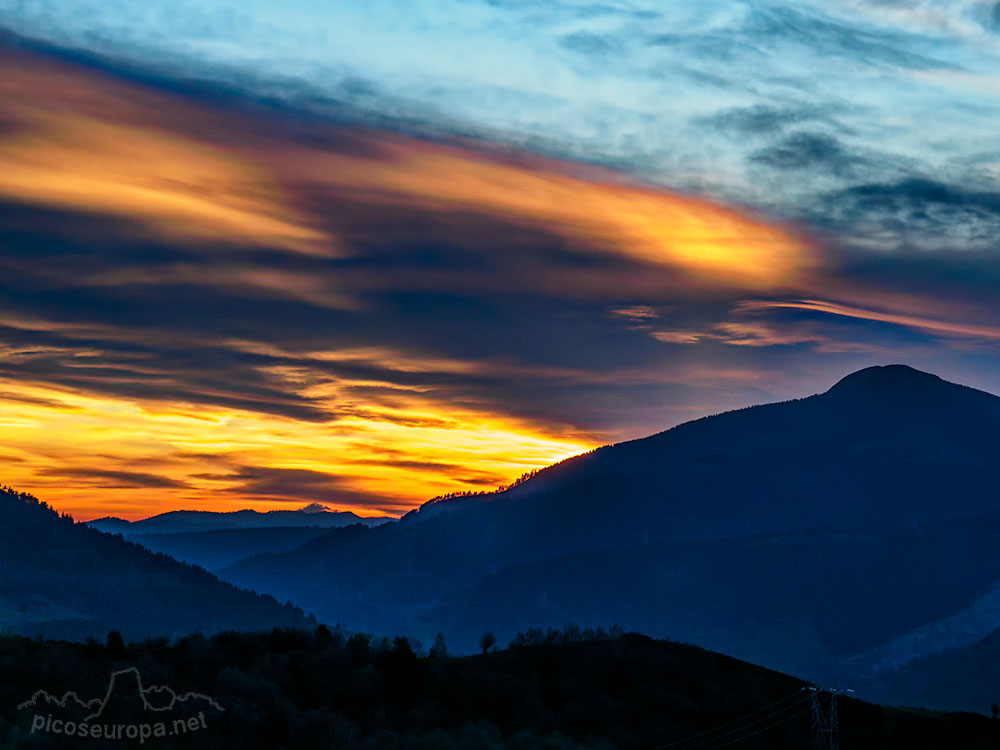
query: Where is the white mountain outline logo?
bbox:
[18,667,225,720]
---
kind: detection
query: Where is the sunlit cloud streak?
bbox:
[738,299,1000,342]
[1,27,1000,521]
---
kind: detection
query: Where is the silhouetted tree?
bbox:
[1,624,997,749]
[430,632,448,660]
[392,635,416,659]
[991,702,998,719]
[106,629,124,657]
[480,632,497,654]
[346,632,371,664]
[315,623,333,649]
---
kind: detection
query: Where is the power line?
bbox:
[655,688,806,747]
[683,703,815,750]
[653,688,809,749]
[660,695,811,750]
[653,683,853,750]
[809,686,852,750]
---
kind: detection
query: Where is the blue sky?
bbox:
[6,0,1000,220]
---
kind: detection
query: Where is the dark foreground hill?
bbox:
[0,486,313,641]
[0,627,995,749]
[221,365,1000,709]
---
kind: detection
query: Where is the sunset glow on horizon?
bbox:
[4,25,1000,522]
[0,43,823,520]
[0,376,594,521]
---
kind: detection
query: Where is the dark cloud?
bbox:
[351,457,467,473]
[750,132,866,177]
[826,237,1000,310]
[220,466,394,509]
[646,4,949,79]
[822,177,1000,249]
[0,182,755,436]
[0,333,334,423]
[0,390,74,409]
[704,104,830,136]
[743,6,951,70]
[37,468,188,489]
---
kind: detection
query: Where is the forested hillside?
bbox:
[0,486,312,641]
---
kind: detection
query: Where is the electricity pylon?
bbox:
[809,686,852,750]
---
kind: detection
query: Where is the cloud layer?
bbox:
[2,9,1000,519]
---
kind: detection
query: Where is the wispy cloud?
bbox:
[3,16,1000,520]
[738,298,1000,341]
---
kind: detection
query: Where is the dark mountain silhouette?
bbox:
[88,505,392,536]
[0,486,313,641]
[128,526,333,571]
[221,365,1000,710]
[2,627,997,749]
[85,516,132,534]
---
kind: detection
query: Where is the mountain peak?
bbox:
[826,364,945,396]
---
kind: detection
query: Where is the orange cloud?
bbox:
[651,331,703,344]
[738,299,1000,341]
[0,43,819,520]
[0,115,330,254]
[279,139,815,289]
[0,48,329,255]
[0,44,814,291]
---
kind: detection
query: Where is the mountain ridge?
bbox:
[88,505,393,536]
[0,486,314,640]
[220,364,1000,711]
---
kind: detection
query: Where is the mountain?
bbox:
[2,626,997,749]
[221,365,1000,710]
[863,623,1000,714]
[88,504,392,536]
[0,486,313,641]
[128,526,333,571]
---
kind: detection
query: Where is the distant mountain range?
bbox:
[88,504,393,536]
[127,527,334,571]
[857,619,1000,714]
[85,505,391,571]
[219,365,1000,712]
[0,486,313,641]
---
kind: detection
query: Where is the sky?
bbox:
[2,1,1000,519]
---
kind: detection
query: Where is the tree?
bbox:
[106,630,124,657]
[346,632,371,664]
[430,632,448,660]
[479,632,497,655]
[992,702,999,719]
[315,624,333,649]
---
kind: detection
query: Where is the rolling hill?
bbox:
[220,365,1000,710]
[1,626,997,749]
[0,486,314,641]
